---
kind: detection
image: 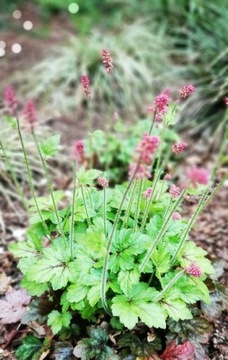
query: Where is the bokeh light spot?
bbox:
[23,20,33,31]
[0,48,5,57]
[0,41,6,48]
[68,2,79,14]
[11,43,22,54]
[12,10,22,19]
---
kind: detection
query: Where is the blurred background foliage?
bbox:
[0,0,227,136]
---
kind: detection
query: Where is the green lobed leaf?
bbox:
[118,269,140,296]
[178,241,214,274]
[161,297,193,321]
[47,310,72,335]
[39,134,60,158]
[77,167,102,186]
[15,335,43,360]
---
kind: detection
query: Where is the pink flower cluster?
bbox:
[169,184,181,198]
[180,84,196,99]
[71,140,85,164]
[148,93,169,121]
[143,187,153,199]
[81,75,91,98]
[225,97,228,106]
[185,262,202,277]
[98,177,109,188]
[137,133,160,164]
[164,173,171,181]
[128,163,151,180]
[187,167,209,188]
[22,100,37,129]
[102,49,113,73]
[172,212,181,220]
[171,142,187,155]
[4,86,18,115]
[129,133,160,180]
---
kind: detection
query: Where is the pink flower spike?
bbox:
[164,173,171,181]
[225,97,228,106]
[71,140,85,164]
[98,177,109,188]
[169,184,181,198]
[185,262,202,277]
[81,75,91,98]
[128,163,151,180]
[143,187,153,199]
[187,167,209,188]
[4,86,18,114]
[137,133,160,165]
[180,84,196,99]
[22,100,37,129]
[171,142,187,155]
[172,212,181,220]
[148,93,169,122]
[102,49,113,73]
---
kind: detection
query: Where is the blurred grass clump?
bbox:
[2,0,227,135]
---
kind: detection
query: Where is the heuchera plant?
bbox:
[3,51,226,343]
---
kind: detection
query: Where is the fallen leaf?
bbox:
[160,340,195,360]
[0,288,31,324]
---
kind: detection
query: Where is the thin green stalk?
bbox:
[0,141,29,212]
[122,180,137,228]
[101,161,140,314]
[70,160,77,260]
[32,131,66,243]
[140,167,163,231]
[134,179,143,231]
[200,180,224,213]
[149,111,156,135]
[140,190,186,274]
[103,187,107,234]
[154,270,185,302]
[81,186,91,226]
[172,127,228,265]
[16,119,49,237]
[155,123,167,172]
[85,185,93,208]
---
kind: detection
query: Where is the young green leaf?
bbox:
[178,241,214,274]
[15,335,43,360]
[47,310,72,335]
[161,297,193,321]
[39,134,60,158]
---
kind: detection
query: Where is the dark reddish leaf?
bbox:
[160,340,195,360]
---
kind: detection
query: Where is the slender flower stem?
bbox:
[155,123,167,172]
[16,119,49,236]
[70,160,77,260]
[122,180,137,228]
[81,186,91,226]
[0,141,29,212]
[200,180,224,213]
[101,161,140,314]
[32,130,66,243]
[172,127,228,266]
[140,167,163,231]
[139,190,186,274]
[134,179,143,231]
[149,111,156,135]
[103,187,107,234]
[154,270,185,302]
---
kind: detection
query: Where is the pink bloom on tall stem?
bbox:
[102,49,113,73]
[169,184,181,198]
[128,163,151,180]
[4,86,18,114]
[185,262,202,277]
[172,212,181,220]
[179,84,196,99]
[137,133,160,164]
[143,187,153,199]
[164,173,171,181]
[187,167,209,188]
[148,93,169,122]
[81,75,91,98]
[22,100,37,129]
[225,97,228,106]
[171,142,187,155]
[71,140,85,164]
[98,177,109,188]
